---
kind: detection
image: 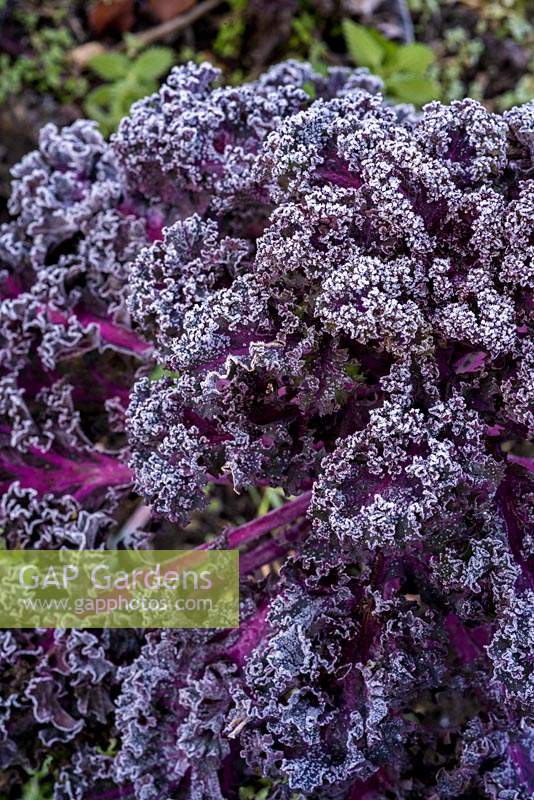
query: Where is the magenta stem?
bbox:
[239,519,309,574]
[200,490,312,551]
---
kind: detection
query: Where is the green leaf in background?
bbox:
[386,75,441,104]
[342,20,385,70]
[309,39,329,76]
[18,757,53,800]
[365,25,398,61]
[88,51,130,80]
[238,779,277,800]
[131,46,174,82]
[341,18,444,107]
[392,42,436,74]
[84,46,174,136]
[149,364,180,381]
[84,82,133,137]
[302,80,317,99]
[84,83,115,132]
[111,85,138,121]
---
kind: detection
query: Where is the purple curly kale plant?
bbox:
[122,67,533,799]
[0,61,378,798]
[0,117,155,793]
[0,59,532,800]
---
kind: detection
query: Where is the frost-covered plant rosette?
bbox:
[1,60,533,799]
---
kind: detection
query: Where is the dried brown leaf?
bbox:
[148,0,196,23]
[88,0,135,35]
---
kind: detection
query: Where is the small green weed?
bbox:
[342,20,441,105]
[213,0,247,61]
[0,25,86,106]
[85,46,174,136]
[290,6,328,74]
